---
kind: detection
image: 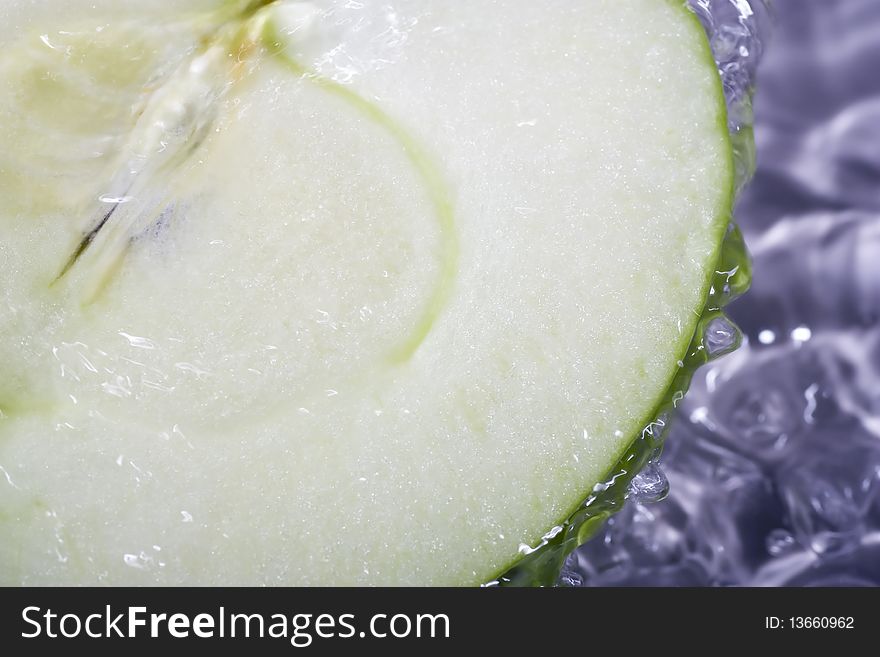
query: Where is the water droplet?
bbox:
[559,570,584,587]
[123,553,152,570]
[705,316,741,357]
[628,463,669,503]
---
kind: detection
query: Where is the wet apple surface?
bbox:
[0,0,732,585]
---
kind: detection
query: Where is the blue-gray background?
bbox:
[567,0,880,586]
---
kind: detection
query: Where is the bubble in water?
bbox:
[765,529,797,557]
[728,384,795,451]
[779,447,880,556]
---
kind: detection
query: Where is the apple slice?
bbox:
[0,0,734,585]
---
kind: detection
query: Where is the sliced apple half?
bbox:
[0,0,733,585]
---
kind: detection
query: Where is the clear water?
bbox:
[564,0,880,587]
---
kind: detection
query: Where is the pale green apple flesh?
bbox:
[0,0,732,585]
